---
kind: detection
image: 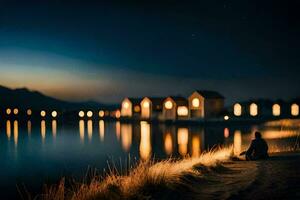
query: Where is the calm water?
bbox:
[0,119,299,199]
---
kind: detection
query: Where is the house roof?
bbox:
[166,96,188,106]
[194,90,224,99]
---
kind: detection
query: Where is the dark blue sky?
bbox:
[0,0,299,104]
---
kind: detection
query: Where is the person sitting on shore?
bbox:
[244,131,269,160]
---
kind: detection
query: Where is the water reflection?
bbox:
[177,128,189,156]
[99,120,105,142]
[121,124,132,152]
[139,121,151,160]
[6,120,11,139]
[52,120,57,138]
[192,135,201,157]
[224,128,229,138]
[164,132,173,155]
[41,120,46,142]
[116,121,121,141]
[79,120,85,142]
[87,120,93,141]
[233,130,242,155]
[27,121,32,135]
[13,120,18,147]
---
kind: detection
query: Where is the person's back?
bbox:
[246,132,269,160]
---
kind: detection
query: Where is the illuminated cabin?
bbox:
[140,97,164,119]
[162,96,188,120]
[188,90,224,118]
[121,98,142,118]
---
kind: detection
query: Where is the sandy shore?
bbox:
[228,152,300,200]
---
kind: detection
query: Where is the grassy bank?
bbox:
[36,147,233,200]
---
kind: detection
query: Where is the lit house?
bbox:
[140,97,164,119]
[121,98,143,118]
[188,90,224,118]
[162,96,189,120]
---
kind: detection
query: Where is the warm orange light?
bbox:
[143,101,150,108]
[87,111,93,118]
[177,128,189,156]
[52,120,57,138]
[14,120,18,147]
[51,111,58,118]
[291,104,299,116]
[177,106,188,116]
[234,103,242,116]
[6,120,11,139]
[272,104,281,116]
[13,108,19,115]
[123,102,129,109]
[224,128,229,138]
[250,103,258,116]
[79,120,85,141]
[139,121,151,160]
[224,115,229,120]
[99,120,105,141]
[164,132,173,155]
[79,111,85,118]
[192,135,201,158]
[41,120,46,141]
[6,108,11,115]
[87,120,93,140]
[115,110,121,118]
[40,110,46,117]
[121,124,132,151]
[27,109,32,116]
[99,110,105,117]
[233,130,242,155]
[192,98,200,108]
[164,100,173,109]
[134,105,140,112]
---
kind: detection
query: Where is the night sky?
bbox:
[0,0,299,104]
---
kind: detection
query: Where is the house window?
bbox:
[143,101,150,108]
[123,102,129,109]
[272,104,280,116]
[165,100,173,109]
[233,103,242,116]
[250,103,258,116]
[177,106,188,116]
[291,104,299,116]
[192,98,200,108]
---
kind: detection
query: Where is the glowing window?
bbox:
[177,106,188,116]
[79,111,85,118]
[27,109,32,115]
[6,108,11,115]
[272,104,280,116]
[51,111,58,118]
[134,105,140,112]
[165,100,173,109]
[291,104,299,116]
[192,98,200,108]
[40,110,46,117]
[13,108,19,115]
[123,102,129,109]
[233,103,242,116]
[250,103,258,116]
[99,110,105,117]
[87,111,93,118]
[143,101,150,108]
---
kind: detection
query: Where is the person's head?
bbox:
[255,131,262,139]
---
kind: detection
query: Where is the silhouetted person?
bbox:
[245,131,269,160]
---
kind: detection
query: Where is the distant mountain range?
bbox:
[0,85,119,111]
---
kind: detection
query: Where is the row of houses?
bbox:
[120,90,225,120]
[231,99,300,118]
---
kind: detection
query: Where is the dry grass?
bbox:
[36,146,233,200]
